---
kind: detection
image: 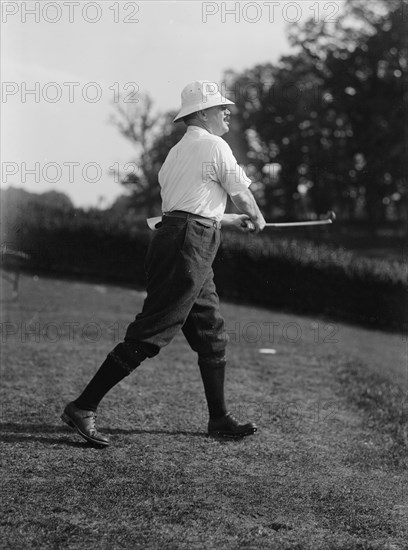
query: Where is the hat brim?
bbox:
[173,97,235,123]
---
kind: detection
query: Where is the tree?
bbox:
[109,95,186,217]
[109,94,161,217]
[223,0,407,232]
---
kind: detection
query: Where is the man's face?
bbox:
[202,105,231,136]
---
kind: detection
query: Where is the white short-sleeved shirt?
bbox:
[158,125,252,222]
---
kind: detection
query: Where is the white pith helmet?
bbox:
[173,80,234,123]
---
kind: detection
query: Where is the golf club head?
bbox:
[326,211,336,223]
[146,216,162,230]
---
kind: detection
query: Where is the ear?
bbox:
[197,110,207,121]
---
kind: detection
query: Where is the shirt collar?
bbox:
[186,125,211,136]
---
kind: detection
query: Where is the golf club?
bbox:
[147,211,336,231]
[243,211,336,230]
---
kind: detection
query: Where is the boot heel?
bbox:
[61,413,74,428]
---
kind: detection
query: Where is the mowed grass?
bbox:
[1,273,407,550]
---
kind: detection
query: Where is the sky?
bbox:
[1,0,344,208]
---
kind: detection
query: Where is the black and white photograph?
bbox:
[1,0,407,548]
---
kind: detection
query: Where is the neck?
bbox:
[186,120,213,134]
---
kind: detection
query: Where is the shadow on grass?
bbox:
[108,427,205,437]
[0,422,89,447]
[0,422,205,447]
[108,427,255,446]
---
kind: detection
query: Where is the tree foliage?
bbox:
[109,96,185,216]
[224,0,407,230]
[111,0,407,232]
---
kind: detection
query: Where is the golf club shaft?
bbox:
[265,219,333,228]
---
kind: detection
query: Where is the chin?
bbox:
[220,124,230,136]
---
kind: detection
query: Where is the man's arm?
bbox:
[230,188,266,232]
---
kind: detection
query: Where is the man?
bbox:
[62,80,266,447]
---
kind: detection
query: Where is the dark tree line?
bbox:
[111,0,407,233]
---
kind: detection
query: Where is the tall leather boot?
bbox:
[61,342,148,446]
[198,356,257,438]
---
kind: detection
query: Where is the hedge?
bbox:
[3,223,407,332]
[213,232,407,331]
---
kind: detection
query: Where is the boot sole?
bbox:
[61,413,109,447]
[208,426,258,439]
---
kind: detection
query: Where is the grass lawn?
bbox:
[1,273,407,550]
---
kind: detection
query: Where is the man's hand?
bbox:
[221,213,248,231]
[252,217,266,233]
[221,214,262,233]
[242,217,266,233]
[235,215,256,233]
[240,217,256,232]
